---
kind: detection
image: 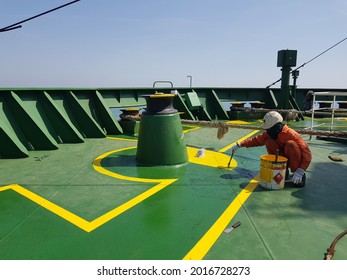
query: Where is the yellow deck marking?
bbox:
[0,128,259,239]
[183,175,260,260]
[0,145,236,232]
[226,120,253,125]
[218,130,260,153]
[93,146,174,183]
[0,181,176,232]
[106,136,138,142]
[0,180,176,233]
[182,125,201,133]
[0,146,176,232]
[184,127,261,260]
[187,147,237,169]
[0,184,91,230]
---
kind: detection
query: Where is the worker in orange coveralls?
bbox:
[231,111,312,187]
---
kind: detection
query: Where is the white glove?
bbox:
[231,142,241,153]
[292,168,305,184]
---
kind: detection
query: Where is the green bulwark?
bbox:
[0,89,123,158]
[2,85,344,159]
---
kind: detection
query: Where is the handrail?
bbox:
[153,81,174,88]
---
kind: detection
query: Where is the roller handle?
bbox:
[275,149,279,163]
[227,150,235,167]
[232,221,241,228]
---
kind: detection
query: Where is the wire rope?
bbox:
[267,36,347,88]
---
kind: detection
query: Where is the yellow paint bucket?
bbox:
[259,154,287,190]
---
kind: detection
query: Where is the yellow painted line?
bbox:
[91,146,178,230]
[183,126,201,133]
[1,145,232,233]
[184,127,261,260]
[93,146,167,183]
[0,181,176,233]
[226,120,253,125]
[0,146,177,232]
[95,145,237,183]
[106,136,138,142]
[218,130,260,153]
[0,184,90,230]
[183,174,260,260]
[0,185,12,192]
[0,129,259,236]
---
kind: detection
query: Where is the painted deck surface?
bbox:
[0,119,347,260]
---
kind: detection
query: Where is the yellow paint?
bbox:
[0,146,177,232]
[226,120,253,125]
[0,184,90,229]
[261,154,287,163]
[106,136,138,142]
[183,126,261,260]
[182,126,201,134]
[259,155,287,190]
[188,147,237,169]
[183,175,260,260]
[218,130,260,153]
[93,146,172,183]
[0,127,259,249]
[0,180,176,233]
[149,93,175,98]
[0,144,237,232]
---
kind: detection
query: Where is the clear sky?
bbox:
[1,0,347,88]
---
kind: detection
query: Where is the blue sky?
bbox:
[1,0,347,88]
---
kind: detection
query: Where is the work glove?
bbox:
[292,168,305,184]
[231,142,241,153]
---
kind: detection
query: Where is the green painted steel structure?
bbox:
[1,87,347,159]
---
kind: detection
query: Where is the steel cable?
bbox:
[267,36,347,88]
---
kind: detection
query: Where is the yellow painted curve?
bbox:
[0,124,261,259]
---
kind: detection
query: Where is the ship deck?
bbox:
[1,117,347,260]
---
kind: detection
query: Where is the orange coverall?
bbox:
[240,125,312,172]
